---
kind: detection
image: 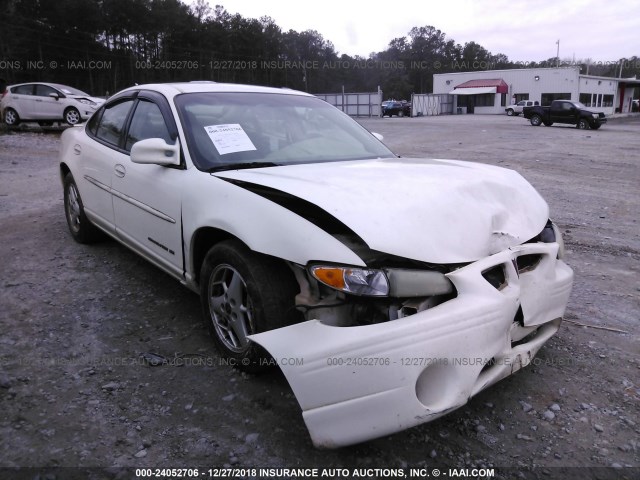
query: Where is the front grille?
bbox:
[482,265,506,290]
[516,254,542,273]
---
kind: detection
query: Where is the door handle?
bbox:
[114,164,126,178]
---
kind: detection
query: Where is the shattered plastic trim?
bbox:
[250,242,573,448]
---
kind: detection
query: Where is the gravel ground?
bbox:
[0,114,638,480]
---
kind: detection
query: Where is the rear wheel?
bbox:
[63,173,104,243]
[530,114,542,126]
[4,108,19,126]
[200,240,301,372]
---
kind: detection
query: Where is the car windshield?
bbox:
[174,92,395,171]
[51,84,90,96]
[571,102,588,109]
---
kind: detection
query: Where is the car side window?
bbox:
[35,85,59,97]
[13,85,34,95]
[125,100,172,151]
[95,100,135,147]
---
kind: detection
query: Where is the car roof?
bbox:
[8,82,88,93]
[117,82,314,99]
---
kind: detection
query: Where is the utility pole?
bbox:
[556,39,560,67]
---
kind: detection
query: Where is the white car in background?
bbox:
[59,82,573,448]
[505,99,538,116]
[1,82,104,126]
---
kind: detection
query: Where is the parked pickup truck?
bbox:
[523,100,607,129]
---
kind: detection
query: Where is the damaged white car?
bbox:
[59,82,573,448]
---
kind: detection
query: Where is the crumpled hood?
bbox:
[214,158,549,264]
[70,95,105,106]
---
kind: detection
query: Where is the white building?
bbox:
[433,67,639,115]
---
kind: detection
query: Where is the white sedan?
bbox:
[59,82,573,448]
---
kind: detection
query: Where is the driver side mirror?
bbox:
[130,138,181,166]
[49,92,60,101]
[372,132,384,142]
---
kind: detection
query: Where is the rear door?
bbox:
[79,97,137,233]
[8,84,36,118]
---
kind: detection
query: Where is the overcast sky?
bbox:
[214,0,639,64]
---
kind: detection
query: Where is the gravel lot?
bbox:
[0,113,638,479]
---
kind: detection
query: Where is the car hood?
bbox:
[70,95,105,105]
[214,158,549,264]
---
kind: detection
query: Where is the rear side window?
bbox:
[95,100,135,147]
[125,100,172,151]
[13,85,34,95]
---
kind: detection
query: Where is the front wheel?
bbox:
[200,240,301,372]
[64,107,81,125]
[63,173,104,243]
[577,118,591,130]
[506,109,514,116]
[530,114,542,126]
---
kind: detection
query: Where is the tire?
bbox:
[64,107,81,125]
[506,109,514,116]
[398,110,405,117]
[591,124,601,130]
[63,173,104,243]
[577,118,590,130]
[530,114,542,126]
[200,240,301,372]
[4,108,20,126]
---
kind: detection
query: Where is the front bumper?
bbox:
[250,242,573,448]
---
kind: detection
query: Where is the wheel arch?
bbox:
[59,163,71,184]
[190,227,249,287]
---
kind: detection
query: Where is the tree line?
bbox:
[0,0,637,98]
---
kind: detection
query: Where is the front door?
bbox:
[111,99,184,276]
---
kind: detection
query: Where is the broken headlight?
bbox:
[310,265,389,296]
[309,265,455,298]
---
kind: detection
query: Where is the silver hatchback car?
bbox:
[1,82,104,126]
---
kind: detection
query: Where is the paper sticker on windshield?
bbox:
[204,124,256,155]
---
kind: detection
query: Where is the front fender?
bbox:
[181,170,365,271]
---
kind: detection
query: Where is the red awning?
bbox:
[454,79,509,94]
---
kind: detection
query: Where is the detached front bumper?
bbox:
[250,242,573,448]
